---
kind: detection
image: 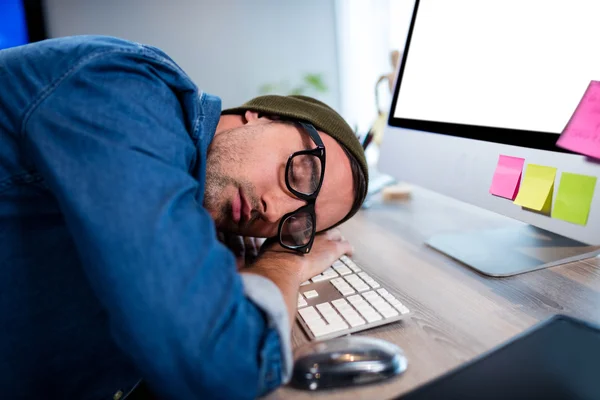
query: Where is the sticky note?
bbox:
[513,164,557,213]
[489,155,525,200]
[552,173,597,226]
[556,81,600,159]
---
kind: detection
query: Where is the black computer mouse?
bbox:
[290,336,408,391]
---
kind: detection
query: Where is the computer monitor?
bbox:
[379,0,600,276]
[0,0,47,50]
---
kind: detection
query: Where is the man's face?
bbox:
[204,112,355,238]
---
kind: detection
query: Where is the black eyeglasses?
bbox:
[277,122,326,254]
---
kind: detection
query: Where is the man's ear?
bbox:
[244,110,273,125]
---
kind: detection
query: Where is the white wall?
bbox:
[334,0,391,135]
[43,0,340,111]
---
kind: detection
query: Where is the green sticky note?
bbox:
[552,172,597,226]
[514,164,557,213]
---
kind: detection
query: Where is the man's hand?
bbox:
[242,228,353,330]
[256,228,353,283]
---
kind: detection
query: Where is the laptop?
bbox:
[399,315,600,400]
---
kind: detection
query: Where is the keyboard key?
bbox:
[345,275,362,283]
[337,284,352,292]
[346,316,366,327]
[397,304,411,314]
[367,296,386,307]
[382,293,396,301]
[371,300,396,314]
[334,265,352,276]
[384,297,410,314]
[340,287,356,296]
[303,290,319,299]
[330,278,356,296]
[307,319,330,337]
[388,298,402,306]
[301,281,310,286]
[362,291,382,301]
[347,295,362,305]
[298,295,307,308]
[331,277,345,286]
[354,302,382,319]
[323,312,344,325]
[346,261,362,273]
[332,260,345,268]
[312,268,337,283]
[331,299,348,308]
[322,268,338,278]
[333,280,350,289]
[340,255,351,264]
[363,312,383,323]
[333,300,356,314]
[358,272,381,289]
[328,320,349,332]
[378,307,399,318]
[339,308,360,320]
[337,307,354,317]
[299,306,321,322]
[355,303,375,314]
[303,304,349,337]
[355,284,370,292]
[319,305,339,316]
[377,288,389,296]
[344,275,370,292]
[316,302,333,313]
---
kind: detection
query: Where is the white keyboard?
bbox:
[296,255,411,341]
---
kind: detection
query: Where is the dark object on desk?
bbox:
[399,314,600,400]
[290,336,407,391]
[362,130,374,150]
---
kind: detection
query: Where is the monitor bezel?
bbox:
[387,0,571,154]
[23,0,48,44]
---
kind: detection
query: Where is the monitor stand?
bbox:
[426,225,600,277]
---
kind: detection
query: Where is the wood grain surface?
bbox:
[265,187,600,400]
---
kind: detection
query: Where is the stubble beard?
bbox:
[203,126,261,231]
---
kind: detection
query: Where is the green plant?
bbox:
[259,73,328,96]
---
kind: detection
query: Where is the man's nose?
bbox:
[261,191,306,224]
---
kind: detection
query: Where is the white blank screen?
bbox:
[394,0,600,134]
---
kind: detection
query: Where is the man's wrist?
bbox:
[249,255,304,288]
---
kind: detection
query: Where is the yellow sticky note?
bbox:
[513,164,557,213]
[552,172,597,226]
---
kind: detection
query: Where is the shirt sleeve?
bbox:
[21,48,290,399]
[240,274,293,383]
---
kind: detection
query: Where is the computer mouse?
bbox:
[290,335,408,391]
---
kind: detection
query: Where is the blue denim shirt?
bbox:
[0,36,291,400]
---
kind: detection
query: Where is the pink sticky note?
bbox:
[557,80,600,159]
[490,155,525,200]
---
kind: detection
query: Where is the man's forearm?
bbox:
[246,260,303,330]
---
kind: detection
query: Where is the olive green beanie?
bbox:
[222,94,369,226]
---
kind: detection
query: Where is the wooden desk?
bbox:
[267,187,600,400]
